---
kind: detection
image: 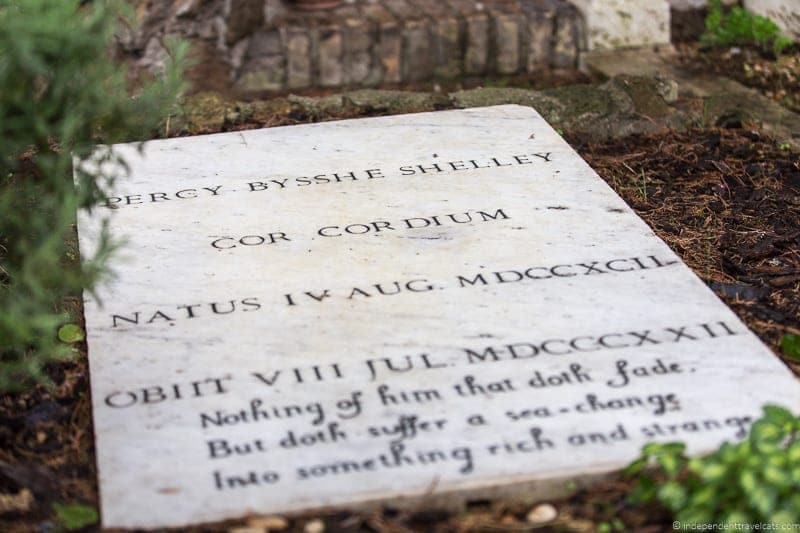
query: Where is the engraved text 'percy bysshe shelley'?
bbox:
[101,153,554,208]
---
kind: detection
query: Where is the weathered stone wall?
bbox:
[118,0,799,94]
[123,0,584,94]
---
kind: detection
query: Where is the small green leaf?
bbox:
[658,481,688,511]
[774,36,793,55]
[660,442,686,455]
[789,494,800,514]
[687,485,717,508]
[698,461,726,483]
[642,442,663,456]
[772,509,799,526]
[763,404,795,426]
[628,475,657,504]
[747,482,777,516]
[676,507,713,526]
[780,334,800,361]
[765,449,787,469]
[736,440,752,460]
[762,465,790,488]
[623,457,647,477]
[53,502,98,530]
[723,510,751,529]
[750,421,783,450]
[58,324,85,344]
[787,441,800,464]
[658,451,684,478]
[740,469,758,492]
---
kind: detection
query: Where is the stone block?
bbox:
[447,0,483,17]
[382,0,417,20]
[317,26,344,88]
[265,0,289,25]
[283,27,313,89]
[236,29,285,92]
[408,0,461,79]
[492,12,523,74]
[521,0,558,72]
[224,0,264,45]
[245,28,282,57]
[362,3,401,85]
[570,0,671,50]
[235,55,285,92]
[378,25,403,84]
[432,17,462,79]
[402,18,434,82]
[465,13,490,75]
[344,18,372,85]
[527,13,555,71]
[552,3,581,68]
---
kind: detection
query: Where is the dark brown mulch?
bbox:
[670,7,708,44]
[574,127,800,366]
[1,124,798,532]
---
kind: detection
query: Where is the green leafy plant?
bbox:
[596,518,625,533]
[703,0,793,55]
[780,334,800,360]
[53,502,99,530]
[625,405,800,526]
[57,324,85,344]
[0,0,187,390]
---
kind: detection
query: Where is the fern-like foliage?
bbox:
[0,0,187,390]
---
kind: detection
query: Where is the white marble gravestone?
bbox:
[77,105,800,529]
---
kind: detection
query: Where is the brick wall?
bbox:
[123,0,584,93]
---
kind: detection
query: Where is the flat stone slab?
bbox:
[77,106,800,530]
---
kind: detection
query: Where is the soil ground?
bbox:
[676,43,800,114]
[2,123,798,532]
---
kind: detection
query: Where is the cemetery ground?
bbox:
[676,43,800,114]
[3,65,800,531]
